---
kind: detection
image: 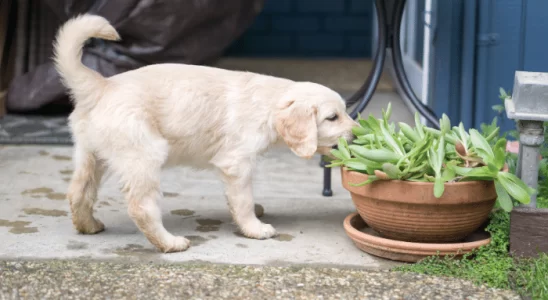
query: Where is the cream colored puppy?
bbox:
[54,15,356,253]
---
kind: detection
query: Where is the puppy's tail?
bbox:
[53,14,120,107]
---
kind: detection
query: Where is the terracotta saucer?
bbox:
[343,212,492,263]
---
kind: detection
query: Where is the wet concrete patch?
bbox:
[22,187,66,201]
[46,193,66,201]
[52,155,71,161]
[196,219,223,232]
[274,233,294,242]
[0,219,38,234]
[59,169,73,175]
[23,208,68,217]
[111,244,159,258]
[236,243,248,248]
[171,209,194,216]
[0,220,30,227]
[67,240,88,250]
[163,192,179,198]
[10,227,39,234]
[22,187,54,195]
[186,235,208,246]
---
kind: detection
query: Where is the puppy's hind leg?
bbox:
[67,146,105,234]
[112,156,190,253]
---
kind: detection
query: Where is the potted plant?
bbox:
[328,103,534,243]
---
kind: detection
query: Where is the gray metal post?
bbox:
[505,71,548,208]
[515,122,523,179]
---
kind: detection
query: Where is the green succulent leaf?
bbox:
[470,129,494,159]
[344,158,368,171]
[452,165,497,178]
[382,102,392,125]
[441,167,456,182]
[414,113,425,139]
[498,172,535,202]
[360,148,401,163]
[330,149,346,161]
[338,137,351,160]
[325,161,345,168]
[352,126,368,137]
[382,163,401,179]
[366,115,381,133]
[434,176,445,198]
[494,180,513,212]
[398,122,420,143]
[440,114,451,135]
[497,172,532,205]
[349,175,378,187]
[485,127,500,142]
[380,123,404,156]
[492,104,505,114]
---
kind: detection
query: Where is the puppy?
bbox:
[54,15,356,253]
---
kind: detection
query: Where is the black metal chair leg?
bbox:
[321,158,333,197]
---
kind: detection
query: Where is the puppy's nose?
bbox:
[347,133,357,142]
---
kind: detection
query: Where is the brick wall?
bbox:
[226,0,374,57]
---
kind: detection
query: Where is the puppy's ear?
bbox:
[275,100,318,159]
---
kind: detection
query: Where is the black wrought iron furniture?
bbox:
[321,0,440,196]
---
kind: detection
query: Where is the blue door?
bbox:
[430,0,548,134]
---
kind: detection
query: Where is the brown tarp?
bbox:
[5,0,264,112]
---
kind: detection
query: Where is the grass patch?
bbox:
[395,208,548,299]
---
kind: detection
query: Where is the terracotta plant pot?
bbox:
[341,168,497,243]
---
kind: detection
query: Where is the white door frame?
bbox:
[400,0,423,101]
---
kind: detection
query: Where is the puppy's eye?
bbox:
[326,114,339,121]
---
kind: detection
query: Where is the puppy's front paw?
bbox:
[74,218,105,235]
[241,221,277,240]
[160,236,190,253]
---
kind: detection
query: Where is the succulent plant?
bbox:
[327,103,534,212]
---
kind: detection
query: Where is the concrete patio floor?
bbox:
[1,143,396,268]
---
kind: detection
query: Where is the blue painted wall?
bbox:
[475,0,548,134]
[429,0,464,125]
[430,0,548,134]
[226,0,374,57]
